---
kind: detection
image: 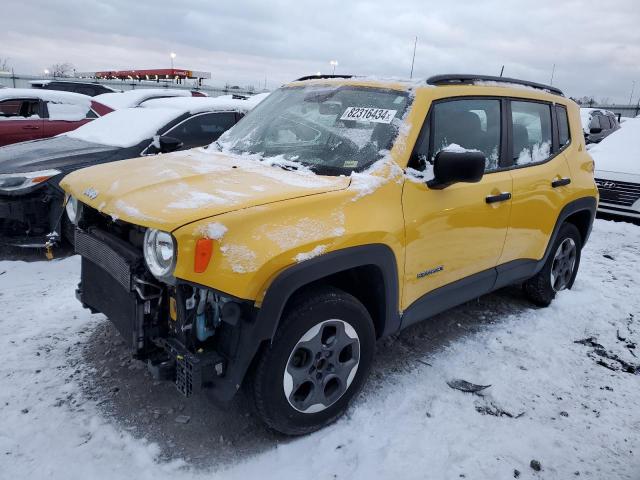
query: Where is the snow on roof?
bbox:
[93,88,192,110]
[0,88,91,105]
[65,107,182,148]
[141,92,269,114]
[591,117,640,176]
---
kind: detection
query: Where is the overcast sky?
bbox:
[2,0,639,102]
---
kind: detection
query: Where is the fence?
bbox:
[0,72,258,97]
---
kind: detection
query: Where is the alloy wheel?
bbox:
[550,237,577,292]
[283,319,360,414]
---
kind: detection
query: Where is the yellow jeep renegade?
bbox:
[61,74,598,435]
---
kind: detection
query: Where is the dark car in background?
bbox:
[581,108,620,144]
[0,93,268,249]
[0,88,113,147]
[30,80,120,97]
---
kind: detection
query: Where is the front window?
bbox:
[216,85,412,175]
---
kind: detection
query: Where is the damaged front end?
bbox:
[73,204,259,401]
[0,175,69,249]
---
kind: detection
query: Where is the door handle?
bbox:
[485,192,512,204]
[21,125,40,130]
[551,177,571,188]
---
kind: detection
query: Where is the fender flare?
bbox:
[257,243,400,340]
[535,196,597,274]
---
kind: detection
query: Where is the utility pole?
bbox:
[550,63,556,85]
[499,65,504,77]
[410,36,418,79]
[629,80,636,105]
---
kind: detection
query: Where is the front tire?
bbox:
[524,223,582,307]
[249,287,375,435]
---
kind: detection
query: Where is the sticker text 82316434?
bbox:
[339,107,397,124]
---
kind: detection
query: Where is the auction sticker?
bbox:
[340,107,397,124]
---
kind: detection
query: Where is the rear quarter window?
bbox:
[556,105,570,147]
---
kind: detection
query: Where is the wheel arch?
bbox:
[539,196,597,271]
[257,244,401,341]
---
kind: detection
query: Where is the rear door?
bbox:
[0,98,44,146]
[498,99,572,265]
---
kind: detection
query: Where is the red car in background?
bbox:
[0,89,112,147]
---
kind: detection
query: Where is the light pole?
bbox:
[329,60,338,75]
[170,52,177,70]
[629,80,636,106]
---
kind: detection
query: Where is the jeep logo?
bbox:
[83,187,99,199]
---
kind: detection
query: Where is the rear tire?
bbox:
[249,286,375,435]
[524,223,582,307]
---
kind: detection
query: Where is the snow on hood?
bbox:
[141,92,269,114]
[591,117,640,176]
[64,107,182,148]
[93,89,191,109]
[0,88,91,106]
[60,148,350,231]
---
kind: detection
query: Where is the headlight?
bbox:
[143,228,176,279]
[65,196,79,224]
[0,169,61,193]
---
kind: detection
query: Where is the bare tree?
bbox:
[47,62,75,77]
[0,57,11,72]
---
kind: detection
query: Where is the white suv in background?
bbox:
[591,117,640,219]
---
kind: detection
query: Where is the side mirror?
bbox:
[428,150,485,189]
[158,135,183,153]
[589,127,602,134]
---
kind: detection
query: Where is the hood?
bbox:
[0,136,120,174]
[60,148,351,232]
[590,118,640,176]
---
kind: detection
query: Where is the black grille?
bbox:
[595,178,640,207]
[75,229,135,290]
[81,258,141,349]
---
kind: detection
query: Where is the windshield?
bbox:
[216,85,411,175]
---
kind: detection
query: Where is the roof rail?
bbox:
[295,74,354,82]
[427,74,564,96]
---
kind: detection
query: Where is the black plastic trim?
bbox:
[295,74,354,82]
[258,244,400,338]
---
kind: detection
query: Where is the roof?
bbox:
[29,79,119,92]
[93,88,194,110]
[0,88,92,105]
[141,92,270,114]
[290,74,564,96]
[65,107,183,148]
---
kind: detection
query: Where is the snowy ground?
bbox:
[1,218,639,480]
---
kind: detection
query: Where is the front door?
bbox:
[402,97,512,313]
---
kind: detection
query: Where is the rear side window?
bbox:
[430,99,501,172]
[510,101,552,165]
[556,105,570,147]
[45,101,92,121]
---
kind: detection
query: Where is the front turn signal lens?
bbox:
[194,238,213,273]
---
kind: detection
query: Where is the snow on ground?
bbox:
[1,218,639,480]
